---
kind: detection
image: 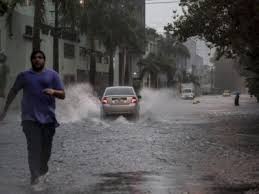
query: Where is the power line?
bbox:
[145,0,178,1]
[146,1,179,5]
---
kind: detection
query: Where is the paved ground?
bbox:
[1,87,259,194]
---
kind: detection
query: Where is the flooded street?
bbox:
[1,88,259,194]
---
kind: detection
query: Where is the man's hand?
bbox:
[43,88,65,99]
[0,111,6,121]
[43,88,55,96]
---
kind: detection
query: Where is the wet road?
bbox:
[1,88,259,194]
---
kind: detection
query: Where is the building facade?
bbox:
[0,0,146,101]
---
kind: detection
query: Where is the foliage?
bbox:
[139,27,192,86]
[79,0,146,86]
[167,0,259,98]
[158,35,190,58]
[145,27,160,40]
[0,0,8,16]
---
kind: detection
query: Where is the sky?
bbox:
[145,1,182,34]
[145,1,215,65]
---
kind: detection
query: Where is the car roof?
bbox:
[105,86,134,90]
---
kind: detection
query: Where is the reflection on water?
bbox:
[89,171,179,194]
[86,172,258,194]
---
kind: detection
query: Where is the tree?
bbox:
[79,0,145,87]
[101,0,146,86]
[6,0,46,50]
[6,0,79,69]
[32,0,44,50]
[79,0,106,86]
[53,0,80,72]
[0,0,8,16]
[167,0,259,98]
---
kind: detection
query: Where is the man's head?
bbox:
[30,50,46,72]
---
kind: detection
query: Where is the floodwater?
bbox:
[1,86,259,194]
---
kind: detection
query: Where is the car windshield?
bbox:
[105,88,135,96]
[183,89,192,93]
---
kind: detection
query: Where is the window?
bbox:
[49,11,55,18]
[79,47,87,61]
[104,56,109,64]
[63,74,75,85]
[96,55,102,63]
[25,25,33,36]
[104,87,135,96]
[64,43,75,59]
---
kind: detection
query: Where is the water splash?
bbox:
[56,83,100,123]
[140,88,179,114]
[139,88,194,121]
[56,86,194,123]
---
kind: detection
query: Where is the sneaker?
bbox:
[40,172,49,183]
[31,177,46,192]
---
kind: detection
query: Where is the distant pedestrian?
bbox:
[0,50,65,191]
[235,92,240,106]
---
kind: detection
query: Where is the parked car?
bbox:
[100,86,140,120]
[222,90,231,97]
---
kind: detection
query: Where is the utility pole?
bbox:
[53,0,59,72]
[210,66,214,93]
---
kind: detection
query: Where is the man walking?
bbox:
[235,92,240,106]
[0,50,65,191]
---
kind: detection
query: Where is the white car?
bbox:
[181,88,195,99]
[222,90,231,97]
[100,86,140,120]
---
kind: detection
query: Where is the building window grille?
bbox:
[64,43,75,59]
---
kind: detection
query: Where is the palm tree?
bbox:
[100,0,146,86]
[50,0,80,72]
[32,0,44,50]
[55,0,80,72]
[79,0,146,87]
[79,0,106,86]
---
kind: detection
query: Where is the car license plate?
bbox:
[112,98,127,104]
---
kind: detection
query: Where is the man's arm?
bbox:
[43,88,65,100]
[53,89,65,99]
[0,89,18,121]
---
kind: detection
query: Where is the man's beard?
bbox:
[32,64,44,72]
